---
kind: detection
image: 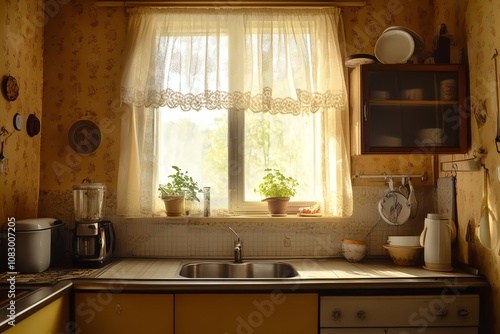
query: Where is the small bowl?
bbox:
[383,244,423,266]
[387,236,420,247]
[341,239,367,263]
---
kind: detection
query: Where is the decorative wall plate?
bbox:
[68,120,101,154]
[2,76,19,101]
[13,113,23,131]
[27,114,41,137]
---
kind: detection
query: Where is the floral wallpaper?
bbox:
[4,0,499,330]
[0,0,44,222]
[39,0,127,192]
[456,0,500,331]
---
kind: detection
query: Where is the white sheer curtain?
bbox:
[117,7,353,217]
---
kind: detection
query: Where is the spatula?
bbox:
[478,167,491,249]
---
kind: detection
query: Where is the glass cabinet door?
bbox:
[356,64,468,154]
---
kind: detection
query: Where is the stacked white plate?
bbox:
[375,26,424,64]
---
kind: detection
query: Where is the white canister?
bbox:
[420,213,453,271]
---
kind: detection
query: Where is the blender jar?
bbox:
[73,183,106,222]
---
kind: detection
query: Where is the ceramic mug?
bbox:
[440,79,457,100]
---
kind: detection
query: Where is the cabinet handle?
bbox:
[356,310,366,320]
[363,103,368,121]
[115,303,122,315]
[331,309,342,321]
[434,307,448,318]
[458,308,470,317]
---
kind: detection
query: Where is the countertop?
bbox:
[0,257,489,332]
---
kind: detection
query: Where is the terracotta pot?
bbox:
[163,195,185,217]
[262,197,290,215]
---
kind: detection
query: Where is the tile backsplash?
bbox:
[39,185,434,259]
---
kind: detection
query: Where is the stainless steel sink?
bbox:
[178,261,299,279]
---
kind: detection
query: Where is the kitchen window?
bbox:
[117,8,352,217]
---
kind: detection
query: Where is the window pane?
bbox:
[157,108,229,210]
[244,110,321,202]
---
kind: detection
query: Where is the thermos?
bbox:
[420,213,456,271]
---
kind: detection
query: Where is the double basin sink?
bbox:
[178,261,299,279]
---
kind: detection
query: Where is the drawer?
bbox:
[321,328,477,334]
[320,295,479,328]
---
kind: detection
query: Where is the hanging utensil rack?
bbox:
[352,173,427,183]
[492,49,500,153]
[440,150,485,173]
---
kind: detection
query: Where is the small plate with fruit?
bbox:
[298,203,322,217]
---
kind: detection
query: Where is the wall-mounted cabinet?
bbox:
[350,64,469,154]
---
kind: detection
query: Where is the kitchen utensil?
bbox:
[478,167,491,249]
[374,29,415,64]
[466,220,474,244]
[378,190,411,225]
[492,49,500,153]
[420,213,453,271]
[407,179,418,218]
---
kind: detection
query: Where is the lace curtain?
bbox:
[117,7,353,217]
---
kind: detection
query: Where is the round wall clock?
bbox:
[13,113,23,131]
[2,76,19,101]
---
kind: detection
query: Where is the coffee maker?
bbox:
[72,182,115,268]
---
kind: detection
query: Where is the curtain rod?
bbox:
[94,1,366,8]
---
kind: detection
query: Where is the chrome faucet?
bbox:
[229,227,242,263]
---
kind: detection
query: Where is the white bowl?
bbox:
[402,88,424,100]
[341,239,367,263]
[417,128,444,145]
[387,236,420,247]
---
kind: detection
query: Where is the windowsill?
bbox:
[115,214,344,223]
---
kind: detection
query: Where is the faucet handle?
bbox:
[229,227,241,242]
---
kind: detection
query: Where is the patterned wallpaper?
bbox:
[0,0,44,222]
[40,0,127,192]
[5,0,499,330]
[458,0,500,330]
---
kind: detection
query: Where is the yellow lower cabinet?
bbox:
[175,293,318,334]
[74,293,174,334]
[4,294,69,334]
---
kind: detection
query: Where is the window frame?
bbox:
[228,109,317,214]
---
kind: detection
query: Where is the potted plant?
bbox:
[158,166,202,216]
[254,168,299,216]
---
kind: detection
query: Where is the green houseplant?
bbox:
[158,166,202,216]
[255,168,299,216]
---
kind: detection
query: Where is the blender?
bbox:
[72,182,115,268]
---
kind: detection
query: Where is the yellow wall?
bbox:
[40,0,127,192]
[453,0,500,331]
[0,0,44,222]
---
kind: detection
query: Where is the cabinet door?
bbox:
[3,295,69,334]
[74,293,174,334]
[176,293,318,334]
[351,64,468,154]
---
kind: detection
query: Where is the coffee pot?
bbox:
[420,213,456,271]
